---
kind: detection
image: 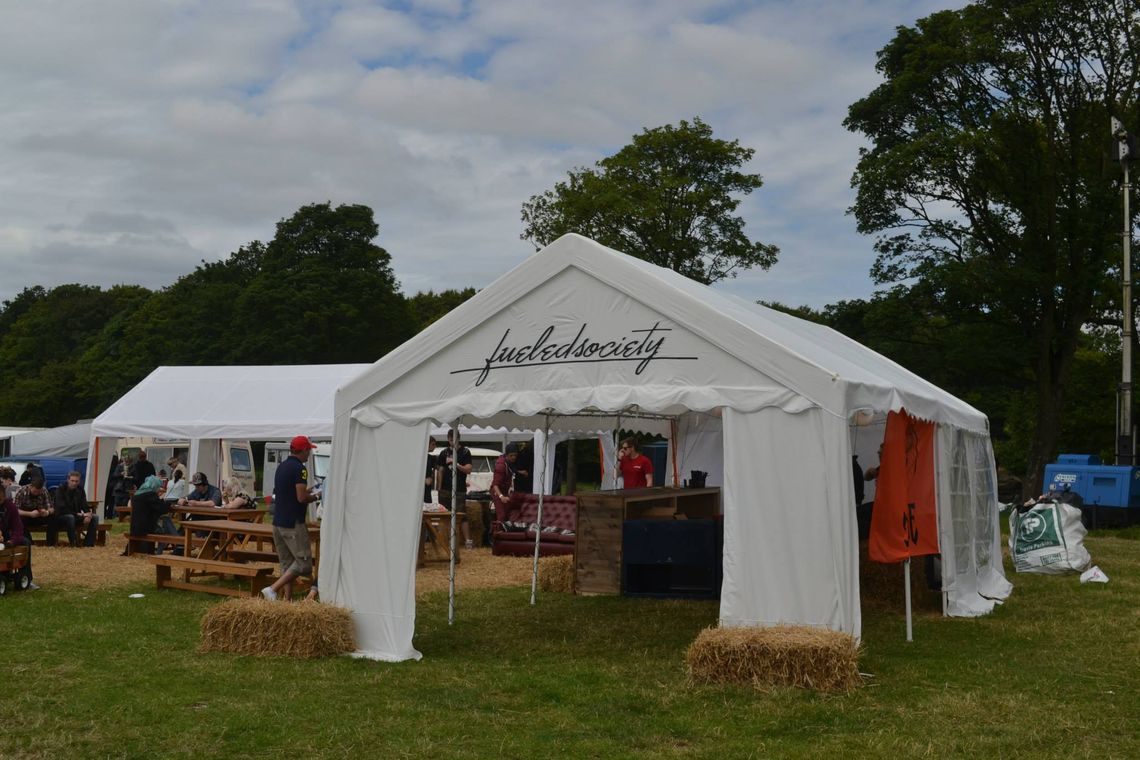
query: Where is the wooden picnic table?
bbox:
[147,518,319,598]
[183,519,318,563]
[116,504,265,523]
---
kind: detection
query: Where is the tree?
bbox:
[521,117,778,284]
[0,284,151,425]
[232,203,413,363]
[407,288,477,332]
[844,0,1139,494]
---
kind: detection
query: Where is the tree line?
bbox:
[0,202,475,429]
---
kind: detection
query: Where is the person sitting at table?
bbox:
[179,472,223,509]
[221,479,254,510]
[1,465,20,500]
[164,469,189,506]
[2,490,38,590]
[154,470,188,548]
[14,478,58,545]
[54,470,100,547]
[126,475,166,556]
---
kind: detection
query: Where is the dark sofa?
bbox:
[491,493,577,557]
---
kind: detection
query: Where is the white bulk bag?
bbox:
[1008,500,1091,574]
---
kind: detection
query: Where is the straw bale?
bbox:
[538,555,574,593]
[199,597,355,657]
[686,625,861,694]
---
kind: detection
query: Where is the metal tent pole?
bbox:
[530,412,552,605]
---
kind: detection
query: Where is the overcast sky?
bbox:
[0,0,960,310]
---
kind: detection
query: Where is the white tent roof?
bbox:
[92,364,370,440]
[11,421,92,458]
[338,234,988,434]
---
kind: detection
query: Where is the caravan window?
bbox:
[230,447,253,473]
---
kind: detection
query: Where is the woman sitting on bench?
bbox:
[221,479,255,510]
[126,475,176,556]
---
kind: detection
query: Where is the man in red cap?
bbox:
[261,435,321,601]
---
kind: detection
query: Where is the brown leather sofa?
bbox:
[491,493,577,557]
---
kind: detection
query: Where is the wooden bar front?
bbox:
[574,487,720,595]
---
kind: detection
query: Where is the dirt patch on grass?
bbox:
[32,525,543,598]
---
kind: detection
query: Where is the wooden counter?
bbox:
[574,487,720,595]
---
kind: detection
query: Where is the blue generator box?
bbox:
[1043,454,1140,527]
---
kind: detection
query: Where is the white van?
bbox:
[431,446,501,494]
[262,441,331,496]
[118,437,256,496]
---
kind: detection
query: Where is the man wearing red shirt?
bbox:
[618,438,654,489]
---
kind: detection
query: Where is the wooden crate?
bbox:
[574,495,623,594]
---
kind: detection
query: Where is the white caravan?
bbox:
[118,437,256,495]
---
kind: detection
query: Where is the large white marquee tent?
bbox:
[321,234,1012,661]
[84,364,369,501]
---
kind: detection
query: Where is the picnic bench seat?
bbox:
[148,554,275,598]
[227,548,280,564]
[124,533,190,556]
[27,522,110,547]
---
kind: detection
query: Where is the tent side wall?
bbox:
[936,426,1012,616]
[720,406,860,635]
[320,415,427,661]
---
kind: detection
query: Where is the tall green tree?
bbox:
[521,117,778,284]
[845,0,1139,494]
[232,203,412,363]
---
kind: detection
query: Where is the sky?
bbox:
[0,0,961,310]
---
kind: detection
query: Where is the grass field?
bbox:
[1,531,1137,759]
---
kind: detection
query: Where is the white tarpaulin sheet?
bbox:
[321,234,1008,660]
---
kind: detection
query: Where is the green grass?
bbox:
[2,535,1138,759]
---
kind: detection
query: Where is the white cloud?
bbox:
[0,0,956,311]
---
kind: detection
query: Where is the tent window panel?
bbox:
[967,433,998,572]
[948,429,975,576]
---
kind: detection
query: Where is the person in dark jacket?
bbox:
[18,462,45,487]
[55,471,100,547]
[130,451,156,487]
[125,475,165,556]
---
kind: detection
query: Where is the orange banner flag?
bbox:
[868,410,939,562]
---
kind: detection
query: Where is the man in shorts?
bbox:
[261,435,320,601]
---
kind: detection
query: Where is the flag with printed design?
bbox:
[869,410,939,562]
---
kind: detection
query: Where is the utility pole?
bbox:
[1112,117,1136,465]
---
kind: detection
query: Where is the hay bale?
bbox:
[686,625,861,694]
[199,598,355,658]
[538,555,574,593]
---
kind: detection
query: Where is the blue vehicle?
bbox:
[0,456,87,490]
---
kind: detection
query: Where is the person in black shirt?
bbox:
[130,450,156,486]
[424,437,437,504]
[436,430,474,550]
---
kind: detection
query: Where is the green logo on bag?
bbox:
[1015,508,1061,553]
